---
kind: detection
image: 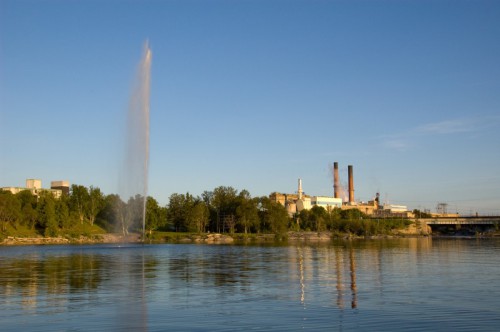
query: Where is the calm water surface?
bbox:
[1,238,499,331]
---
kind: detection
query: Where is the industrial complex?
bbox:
[270,162,415,218]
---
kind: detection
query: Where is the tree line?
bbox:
[0,184,410,238]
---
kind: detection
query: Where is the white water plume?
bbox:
[118,41,151,239]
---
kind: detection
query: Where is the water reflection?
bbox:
[1,253,104,307]
[349,246,357,309]
[0,240,435,314]
[1,238,499,331]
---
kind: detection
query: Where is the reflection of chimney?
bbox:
[348,165,354,203]
[349,246,357,309]
[334,162,339,198]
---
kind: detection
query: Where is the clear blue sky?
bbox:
[1,0,499,215]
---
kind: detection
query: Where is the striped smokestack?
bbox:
[334,162,339,198]
[348,165,354,203]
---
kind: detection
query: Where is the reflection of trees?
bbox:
[0,253,107,306]
[0,249,160,331]
[167,251,253,292]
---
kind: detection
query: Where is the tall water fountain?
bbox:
[118,42,151,241]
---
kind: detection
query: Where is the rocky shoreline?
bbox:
[0,233,143,246]
[0,230,432,246]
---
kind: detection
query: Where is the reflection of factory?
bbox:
[1,179,69,199]
[270,162,412,217]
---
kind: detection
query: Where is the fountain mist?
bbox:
[118,42,151,241]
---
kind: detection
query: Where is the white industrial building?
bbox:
[271,179,343,216]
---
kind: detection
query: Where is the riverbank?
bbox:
[0,230,433,246]
[0,233,142,246]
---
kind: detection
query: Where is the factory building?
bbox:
[341,200,379,215]
[311,196,343,210]
[271,162,415,218]
[374,205,413,218]
[270,178,342,216]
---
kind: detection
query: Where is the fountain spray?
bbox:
[120,41,151,242]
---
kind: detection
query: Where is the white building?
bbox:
[311,196,343,210]
[26,179,42,189]
[382,204,408,213]
[1,179,63,199]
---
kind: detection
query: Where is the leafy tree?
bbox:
[145,196,165,235]
[188,200,209,233]
[310,205,328,231]
[298,209,311,230]
[70,185,89,224]
[22,203,38,230]
[17,190,38,229]
[88,186,105,226]
[167,193,189,232]
[166,193,209,233]
[0,191,21,232]
[258,196,289,235]
[327,207,342,231]
[235,190,259,234]
[340,208,366,221]
[212,186,238,233]
[97,194,127,234]
[37,192,58,236]
[56,195,71,229]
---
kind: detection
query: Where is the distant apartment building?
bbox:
[51,180,70,195]
[1,179,69,199]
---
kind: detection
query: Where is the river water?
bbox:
[1,238,499,331]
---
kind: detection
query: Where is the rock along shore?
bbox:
[1,230,430,246]
[0,233,142,246]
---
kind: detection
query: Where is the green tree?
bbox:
[340,208,366,221]
[167,193,189,232]
[97,194,127,234]
[310,205,328,231]
[88,186,105,226]
[166,193,208,233]
[70,185,89,224]
[235,190,259,234]
[258,196,289,236]
[17,190,38,229]
[37,192,58,236]
[201,190,218,232]
[56,195,71,229]
[327,207,342,231]
[212,186,238,233]
[188,200,209,233]
[145,196,165,235]
[0,191,21,232]
[298,209,311,230]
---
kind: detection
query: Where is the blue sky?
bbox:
[1,0,499,215]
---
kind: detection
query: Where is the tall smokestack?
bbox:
[298,178,303,200]
[333,162,339,198]
[348,165,354,203]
